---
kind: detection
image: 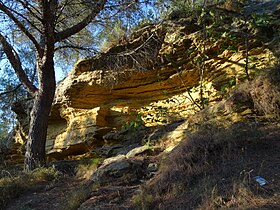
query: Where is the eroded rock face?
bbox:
[12,3,280,158]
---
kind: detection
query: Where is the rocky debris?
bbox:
[89,138,162,186]
[93,143,145,158]
[93,122,182,158]
[91,157,145,185]
[102,126,147,143]
[78,185,138,210]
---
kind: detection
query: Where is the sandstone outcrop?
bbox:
[11,3,280,159]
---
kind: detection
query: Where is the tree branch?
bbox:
[0,33,38,96]
[17,0,43,22]
[55,0,71,25]
[54,0,107,42]
[55,44,97,52]
[0,2,41,53]
[7,3,43,35]
[0,84,22,97]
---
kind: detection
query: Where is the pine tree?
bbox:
[0,0,150,170]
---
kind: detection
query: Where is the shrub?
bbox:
[249,69,280,118]
[238,68,280,118]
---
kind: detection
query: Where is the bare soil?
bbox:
[4,176,88,210]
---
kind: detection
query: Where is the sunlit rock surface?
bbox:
[48,15,278,157]
[11,4,280,159]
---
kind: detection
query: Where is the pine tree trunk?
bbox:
[25,61,55,170]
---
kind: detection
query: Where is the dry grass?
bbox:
[146,123,241,209]
[46,158,102,209]
[198,180,280,210]
[60,181,93,210]
[249,69,280,118]
[134,120,280,209]
[132,185,154,210]
[0,167,61,209]
[75,158,102,179]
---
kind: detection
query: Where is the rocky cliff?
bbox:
[10,1,280,160]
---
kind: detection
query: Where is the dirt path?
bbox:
[4,175,140,210]
[5,176,88,210]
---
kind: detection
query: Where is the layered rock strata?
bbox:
[11,4,280,158]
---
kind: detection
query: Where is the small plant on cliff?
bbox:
[123,112,145,129]
[220,78,237,96]
[141,100,182,125]
[143,105,169,124]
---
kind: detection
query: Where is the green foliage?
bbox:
[0,87,24,142]
[220,78,237,96]
[0,122,8,141]
[143,136,156,152]
[123,112,145,129]
[0,35,36,139]
[88,157,102,165]
[250,13,273,27]
[142,103,171,124]
[151,106,168,123]
[188,85,210,108]
[221,32,238,41]
[99,20,128,52]
[200,97,209,106]
[220,42,238,52]
[95,1,162,52]
[158,0,226,19]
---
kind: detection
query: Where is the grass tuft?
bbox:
[61,181,93,210]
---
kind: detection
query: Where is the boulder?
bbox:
[126,145,151,158]
[91,157,145,185]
